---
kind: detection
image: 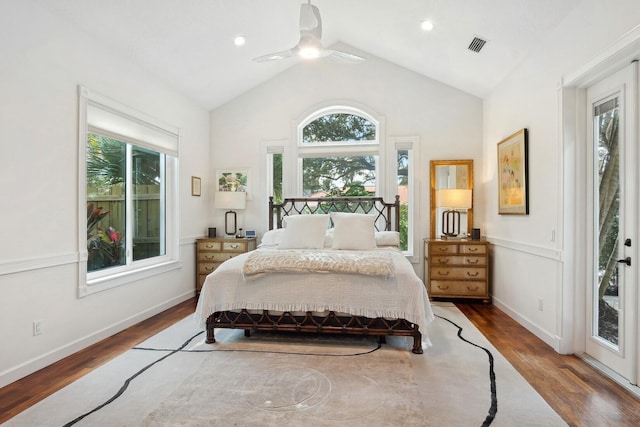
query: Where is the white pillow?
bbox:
[278,214,330,249]
[259,228,285,247]
[330,213,377,250]
[375,231,400,248]
[323,228,334,248]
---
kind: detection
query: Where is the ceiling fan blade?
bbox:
[325,49,366,64]
[252,49,295,63]
[299,3,322,39]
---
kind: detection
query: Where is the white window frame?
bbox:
[294,104,385,197]
[78,86,181,297]
[389,136,419,261]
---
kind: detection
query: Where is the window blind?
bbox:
[83,88,179,157]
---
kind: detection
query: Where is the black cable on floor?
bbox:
[435,314,497,427]
[62,332,381,426]
[133,341,382,357]
[62,331,204,427]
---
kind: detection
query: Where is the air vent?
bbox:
[468,37,487,53]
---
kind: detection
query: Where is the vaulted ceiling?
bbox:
[34,0,583,110]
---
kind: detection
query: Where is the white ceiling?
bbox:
[33,0,583,110]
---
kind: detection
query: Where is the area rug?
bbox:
[3,304,567,426]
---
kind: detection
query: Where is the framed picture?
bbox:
[216,168,251,199]
[498,128,529,215]
[191,176,201,196]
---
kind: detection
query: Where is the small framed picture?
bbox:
[216,168,251,199]
[191,176,201,197]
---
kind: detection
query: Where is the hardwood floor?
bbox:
[1,298,639,425]
[457,303,640,427]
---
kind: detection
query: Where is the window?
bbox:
[266,105,417,258]
[297,108,379,197]
[79,86,179,296]
[390,137,418,258]
[87,135,165,271]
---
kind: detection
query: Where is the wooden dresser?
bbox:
[196,237,256,294]
[424,239,490,303]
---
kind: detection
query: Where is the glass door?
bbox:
[586,63,637,383]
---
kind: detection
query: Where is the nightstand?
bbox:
[196,237,256,294]
[424,238,490,303]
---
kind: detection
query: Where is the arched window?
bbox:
[297,107,379,197]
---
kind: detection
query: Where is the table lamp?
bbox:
[215,191,246,236]
[437,189,472,238]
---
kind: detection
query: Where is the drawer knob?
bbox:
[436,284,450,290]
[468,247,478,252]
[466,271,480,277]
[466,285,480,291]
[438,258,450,264]
[466,259,479,264]
[437,271,450,276]
[437,247,449,252]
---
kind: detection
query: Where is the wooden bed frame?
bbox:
[205,195,423,354]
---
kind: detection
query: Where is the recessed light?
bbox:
[421,20,434,31]
[233,35,246,46]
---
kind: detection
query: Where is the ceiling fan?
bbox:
[253,1,365,64]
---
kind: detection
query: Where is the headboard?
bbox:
[268,196,400,231]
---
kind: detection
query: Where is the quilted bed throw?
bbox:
[242,250,394,278]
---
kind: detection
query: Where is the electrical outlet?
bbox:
[538,298,544,312]
[33,320,42,336]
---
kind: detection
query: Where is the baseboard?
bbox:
[0,291,194,389]
[492,296,562,352]
[579,353,640,398]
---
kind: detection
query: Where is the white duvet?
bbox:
[194,247,434,347]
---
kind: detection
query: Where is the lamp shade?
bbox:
[215,191,246,210]
[437,189,472,209]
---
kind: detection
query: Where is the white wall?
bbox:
[209,45,483,274]
[482,0,640,352]
[0,1,210,386]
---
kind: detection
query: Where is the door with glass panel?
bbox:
[586,63,637,383]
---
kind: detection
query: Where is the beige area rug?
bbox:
[4,304,567,427]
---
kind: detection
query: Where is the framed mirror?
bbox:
[430,160,473,239]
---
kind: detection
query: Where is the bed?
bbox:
[194,196,434,354]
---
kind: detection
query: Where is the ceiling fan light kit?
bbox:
[253,1,365,64]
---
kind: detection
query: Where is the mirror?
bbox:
[430,160,474,239]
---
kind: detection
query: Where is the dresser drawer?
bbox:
[429,244,458,255]
[430,255,486,266]
[197,241,222,251]
[430,267,486,280]
[460,244,487,255]
[430,280,488,296]
[198,252,236,262]
[222,241,248,251]
[198,262,223,275]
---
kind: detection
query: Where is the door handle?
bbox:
[617,257,631,266]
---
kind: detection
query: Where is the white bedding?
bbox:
[194,247,434,347]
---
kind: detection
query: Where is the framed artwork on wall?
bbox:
[191,176,201,196]
[216,169,251,199]
[497,128,529,215]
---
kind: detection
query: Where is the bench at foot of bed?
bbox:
[205,309,423,354]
